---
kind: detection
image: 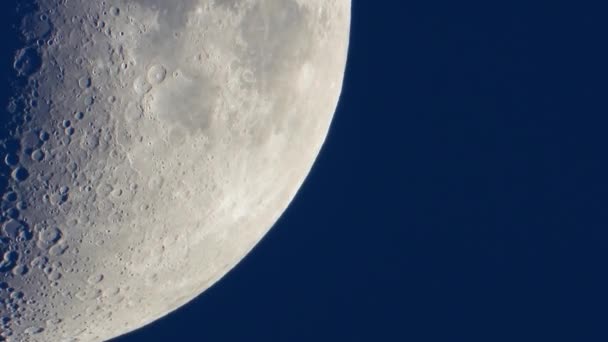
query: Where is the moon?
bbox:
[0,0,350,340]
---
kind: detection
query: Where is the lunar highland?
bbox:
[0,0,350,340]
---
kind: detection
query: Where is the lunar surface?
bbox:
[0,0,350,340]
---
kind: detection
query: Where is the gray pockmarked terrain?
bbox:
[0,0,350,341]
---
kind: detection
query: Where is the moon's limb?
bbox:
[0,0,350,340]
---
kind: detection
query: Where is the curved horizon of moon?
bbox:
[0,0,350,340]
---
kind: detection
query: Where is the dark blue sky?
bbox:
[2,1,608,341]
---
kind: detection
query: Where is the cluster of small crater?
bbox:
[0,0,185,338]
[0,0,223,338]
